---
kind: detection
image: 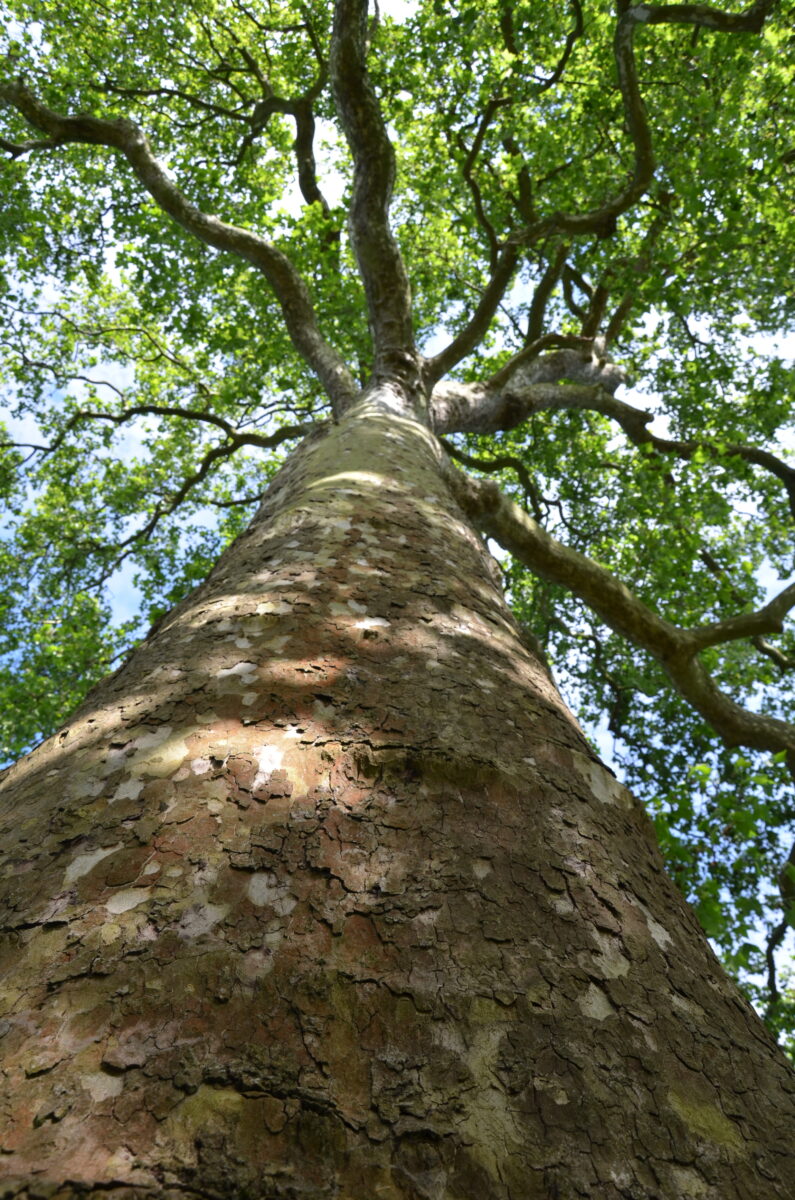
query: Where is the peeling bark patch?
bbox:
[63,843,123,885]
[577,983,617,1021]
[668,1089,744,1151]
[176,902,230,939]
[105,888,152,914]
[81,1071,124,1102]
[110,778,143,803]
[571,751,635,810]
[246,872,297,914]
[635,898,674,948]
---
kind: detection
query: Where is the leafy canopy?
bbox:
[1,0,795,1040]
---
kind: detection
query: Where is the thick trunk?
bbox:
[0,395,793,1199]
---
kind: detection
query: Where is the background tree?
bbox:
[1,0,795,1195]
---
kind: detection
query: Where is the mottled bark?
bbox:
[0,392,794,1199]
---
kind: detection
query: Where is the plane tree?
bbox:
[1,0,795,1194]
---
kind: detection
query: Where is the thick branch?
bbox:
[430,379,795,518]
[487,335,597,392]
[449,469,795,758]
[633,1,777,35]
[430,378,618,435]
[237,65,333,219]
[330,0,414,381]
[0,79,357,414]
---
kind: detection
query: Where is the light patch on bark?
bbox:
[571,751,635,810]
[668,1089,744,1152]
[635,899,673,949]
[105,888,152,915]
[535,1077,570,1106]
[176,902,229,939]
[127,726,190,779]
[254,745,285,793]
[461,1014,525,1182]
[353,616,390,630]
[64,843,123,885]
[247,871,297,914]
[98,747,130,778]
[668,1166,710,1198]
[591,931,631,978]
[671,991,707,1020]
[217,660,258,680]
[255,600,292,615]
[81,1072,124,1102]
[578,983,616,1020]
[110,777,144,803]
[262,634,291,652]
[241,947,275,980]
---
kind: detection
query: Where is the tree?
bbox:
[1,0,794,1193]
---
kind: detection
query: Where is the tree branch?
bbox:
[633,1,777,36]
[699,547,795,672]
[499,0,584,91]
[506,7,654,243]
[330,0,415,384]
[0,79,357,414]
[430,378,795,518]
[508,0,776,245]
[688,583,795,652]
[439,437,544,520]
[53,404,315,456]
[98,421,314,580]
[525,243,570,345]
[452,97,509,270]
[447,468,795,758]
[487,334,597,391]
[424,246,520,385]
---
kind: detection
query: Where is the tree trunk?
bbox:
[1,393,793,1199]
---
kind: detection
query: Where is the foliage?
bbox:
[1,0,794,1038]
